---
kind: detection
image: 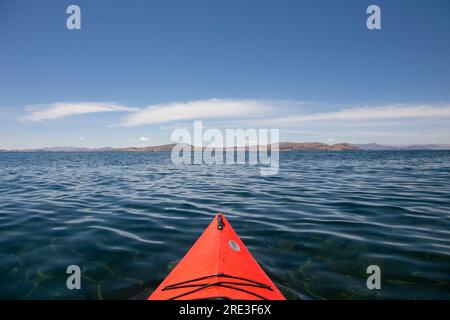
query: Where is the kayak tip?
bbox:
[217,213,225,230]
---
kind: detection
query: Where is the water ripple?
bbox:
[89,226,164,245]
[0,151,449,299]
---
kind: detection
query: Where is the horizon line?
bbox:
[2,141,450,152]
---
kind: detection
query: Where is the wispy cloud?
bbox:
[269,104,450,124]
[18,101,450,127]
[119,99,275,127]
[14,100,450,144]
[20,102,137,122]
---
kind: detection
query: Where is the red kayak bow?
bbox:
[148,213,285,300]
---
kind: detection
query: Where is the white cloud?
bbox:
[270,104,450,124]
[20,102,137,122]
[18,101,450,126]
[15,100,450,144]
[119,99,274,127]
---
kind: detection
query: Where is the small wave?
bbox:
[66,217,105,224]
[90,226,164,245]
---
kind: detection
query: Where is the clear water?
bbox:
[0,151,449,299]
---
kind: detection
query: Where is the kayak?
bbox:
[148,213,285,300]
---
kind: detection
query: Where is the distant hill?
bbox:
[9,146,114,152]
[3,142,450,152]
[278,142,356,151]
[353,143,399,151]
[3,142,357,152]
[113,143,179,152]
[400,144,450,150]
[111,142,358,152]
[354,143,450,150]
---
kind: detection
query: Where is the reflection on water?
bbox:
[0,151,449,299]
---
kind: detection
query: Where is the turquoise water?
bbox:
[0,151,449,299]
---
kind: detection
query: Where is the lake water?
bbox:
[0,151,449,299]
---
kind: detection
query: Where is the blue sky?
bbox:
[1,0,450,149]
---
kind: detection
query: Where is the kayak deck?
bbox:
[148,213,285,300]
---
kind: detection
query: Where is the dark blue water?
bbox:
[0,151,449,299]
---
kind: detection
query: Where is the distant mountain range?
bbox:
[2,142,450,152]
[354,143,450,150]
[115,142,357,152]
